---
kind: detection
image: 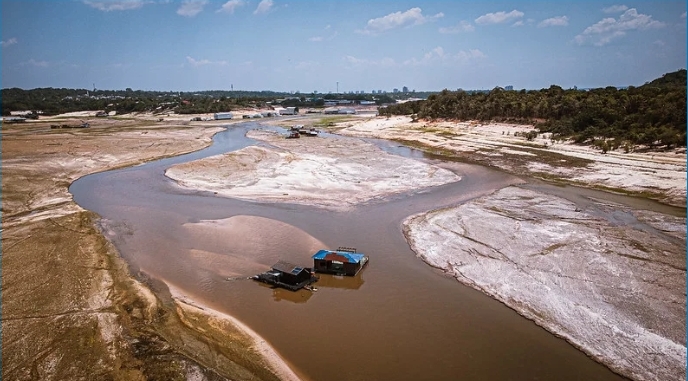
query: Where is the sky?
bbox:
[1,1,686,92]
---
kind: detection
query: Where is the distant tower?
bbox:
[93,83,96,92]
[231,84,234,91]
[336,81,339,94]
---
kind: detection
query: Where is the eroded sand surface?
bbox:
[338,116,686,206]
[164,119,686,381]
[182,215,327,277]
[166,129,460,210]
[2,117,300,381]
[403,187,686,381]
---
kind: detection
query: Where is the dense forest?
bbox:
[379,70,687,149]
[0,88,399,116]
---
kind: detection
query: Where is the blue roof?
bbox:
[312,249,367,264]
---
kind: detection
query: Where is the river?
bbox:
[70,122,632,381]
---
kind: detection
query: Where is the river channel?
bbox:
[70,122,635,381]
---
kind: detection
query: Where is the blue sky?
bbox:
[1,1,686,92]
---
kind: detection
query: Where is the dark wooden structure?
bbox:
[252,260,318,291]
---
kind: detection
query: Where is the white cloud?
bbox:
[439,20,474,34]
[602,5,628,14]
[344,55,397,67]
[345,47,485,69]
[475,10,524,25]
[177,0,207,17]
[653,39,665,46]
[512,20,524,27]
[575,8,665,46]
[404,47,486,66]
[455,49,486,62]
[1,37,18,47]
[358,7,444,34]
[217,0,244,13]
[21,59,49,67]
[404,46,445,66]
[538,16,569,27]
[253,0,273,15]
[682,12,687,19]
[309,36,324,42]
[83,0,147,11]
[186,56,227,67]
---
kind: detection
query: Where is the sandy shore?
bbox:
[166,129,460,210]
[1,114,301,381]
[4,111,684,381]
[337,116,686,207]
[163,115,685,381]
[403,187,685,381]
[166,284,304,381]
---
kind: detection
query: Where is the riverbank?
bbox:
[4,112,684,381]
[403,187,685,381]
[166,129,460,211]
[164,116,685,381]
[1,115,302,381]
[333,115,686,207]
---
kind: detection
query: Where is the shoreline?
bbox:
[161,114,684,381]
[1,115,302,380]
[401,187,686,381]
[4,111,684,381]
[166,284,306,381]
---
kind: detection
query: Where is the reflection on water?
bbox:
[271,287,314,304]
[71,123,632,381]
[314,273,365,290]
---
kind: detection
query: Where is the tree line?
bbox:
[1,87,399,116]
[378,70,687,149]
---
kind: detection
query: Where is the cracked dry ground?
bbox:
[1,121,287,381]
[403,187,686,381]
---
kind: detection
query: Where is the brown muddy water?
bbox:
[70,123,658,381]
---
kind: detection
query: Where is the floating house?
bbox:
[252,261,318,291]
[312,247,369,276]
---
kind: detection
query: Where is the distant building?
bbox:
[402,86,408,93]
[393,88,399,93]
[505,85,514,91]
[279,107,298,115]
[214,112,233,120]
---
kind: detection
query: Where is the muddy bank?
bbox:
[1,118,300,381]
[403,186,686,381]
[162,120,685,381]
[166,129,460,210]
[336,116,686,207]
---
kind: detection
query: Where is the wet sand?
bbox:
[156,122,685,381]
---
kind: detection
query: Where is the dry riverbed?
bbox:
[167,115,686,381]
[3,112,685,381]
[1,115,300,381]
